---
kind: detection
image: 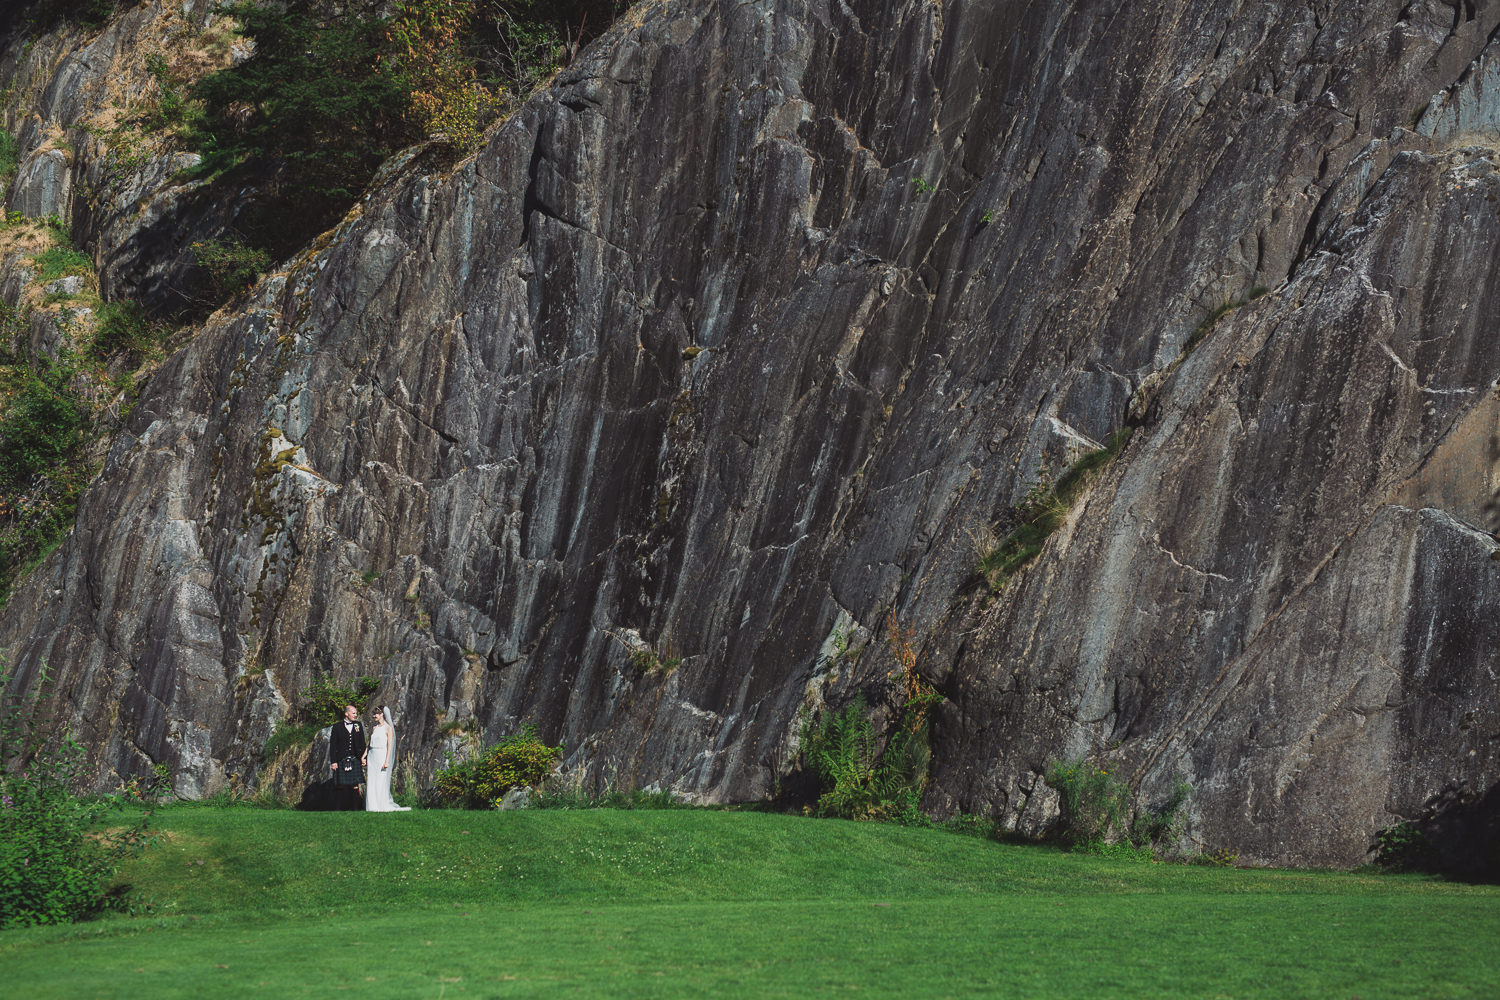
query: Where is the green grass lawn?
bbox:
[3,806,1497,998]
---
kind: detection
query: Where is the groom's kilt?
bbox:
[333,756,364,786]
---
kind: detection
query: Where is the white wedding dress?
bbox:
[364,723,411,812]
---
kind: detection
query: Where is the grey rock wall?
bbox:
[1,0,1498,868]
[8,146,73,218]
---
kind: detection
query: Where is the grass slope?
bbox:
[3,806,1498,998]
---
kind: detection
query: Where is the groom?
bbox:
[328,704,367,811]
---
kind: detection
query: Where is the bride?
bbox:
[364,706,411,812]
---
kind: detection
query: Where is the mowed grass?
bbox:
[3,806,1498,998]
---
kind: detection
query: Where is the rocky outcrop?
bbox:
[2,0,1498,869]
[0,0,243,314]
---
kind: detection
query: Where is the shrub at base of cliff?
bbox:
[1130,778,1192,850]
[118,761,173,805]
[1045,759,1129,849]
[1369,805,1500,881]
[797,694,926,822]
[261,720,321,764]
[1045,758,1190,857]
[0,674,150,928]
[432,723,562,808]
[795,619,942,822]
[1373,821,1430,871]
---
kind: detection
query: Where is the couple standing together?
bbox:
[329,704,411,812]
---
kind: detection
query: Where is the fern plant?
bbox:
[798,695,920,820]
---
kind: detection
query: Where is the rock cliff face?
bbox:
[2,0,1498,869]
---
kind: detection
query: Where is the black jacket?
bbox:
[329,721,365,764]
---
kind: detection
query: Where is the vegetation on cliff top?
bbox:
[0,0,635,594]
[2,0,141,35]
[173,0,631,264]
[6,0,633,314]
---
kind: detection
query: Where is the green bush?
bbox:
[0,355,89,492]
[42,214,73,245]
[0,668,150,927]
[185,0,415,259]
[261,720,321,761]
[433,723,563,807]
[479,1,570,96]
[190,238,271,303]
[629,646,681,674]
[0,354,93,604]
[139,54,203,135]
[0,130,18,181]
[1129,777,1191,849]
[1045,758,1130,849]
[260,675,379,761]
[798,694,923,821]
[1043,760,1190,854]
[90,300,163,360]
[120,762,173,803]
[1374,820,1430,871]
[174,0,633,265]
[301,675,381,726]
[14,0,131,31]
